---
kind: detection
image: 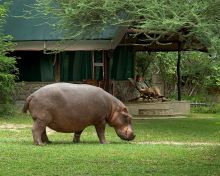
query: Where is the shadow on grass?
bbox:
[2,139,128,146]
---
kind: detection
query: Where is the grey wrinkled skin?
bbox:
[23,83,135,145]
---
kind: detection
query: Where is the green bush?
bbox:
[0,2,17,114]
[191,103,220,114]
[0,55,17,114]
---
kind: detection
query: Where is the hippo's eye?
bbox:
[123,116,130,124]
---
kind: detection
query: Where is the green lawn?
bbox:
[0,112,220,176]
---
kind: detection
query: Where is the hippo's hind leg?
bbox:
[73,130,83,143]
[32,119,47,146]
[41,129,52,144]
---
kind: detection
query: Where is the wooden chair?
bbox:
[128,78,167,102]
[128,78,154,101]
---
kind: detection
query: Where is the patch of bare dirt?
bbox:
[0,124,55,135]
[132,141,220,146]
[0,124,31,130]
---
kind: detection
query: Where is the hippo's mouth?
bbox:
[116,128,136,141]
[119,133,136,141]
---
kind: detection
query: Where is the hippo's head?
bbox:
[109,108,135,141]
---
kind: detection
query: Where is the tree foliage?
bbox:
[0,1,17,112]
[135,52,155,79]
[34,0,220,55]
[134,51,220,101]
[154,52,220,98]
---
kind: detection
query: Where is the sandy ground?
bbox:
[132,141,220,146]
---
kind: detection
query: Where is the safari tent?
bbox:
[4,0,206,105]
[4,0,135,89]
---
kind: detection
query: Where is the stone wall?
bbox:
[112,80,140,102]
[15,82,53,102]
[15,81,190,117]
[15,81,139,103]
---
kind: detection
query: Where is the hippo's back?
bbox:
[28,83,112,132]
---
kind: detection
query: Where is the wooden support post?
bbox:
[103,51,110,92]
[90,50,109,91]
[54,54,61,82]
[177,43,181,101]
[92,51,95,80]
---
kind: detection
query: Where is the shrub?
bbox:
[0,55,17,114]
[0,1,17,114]
[191,103,220,114]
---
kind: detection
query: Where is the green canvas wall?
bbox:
[111,46,134,80]
[60,51,92,81]
[15,46,134,82]
[40,54,54,81]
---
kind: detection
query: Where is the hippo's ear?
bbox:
[121,109,132,118]
[122,107,128,113]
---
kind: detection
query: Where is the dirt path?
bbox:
[1,123,220,146]
[0,123,31,130]
[0,123,55,134]
[132,141,220,146]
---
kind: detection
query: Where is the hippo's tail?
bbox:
[22,95,33,113]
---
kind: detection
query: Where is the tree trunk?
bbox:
[177,44,181,101]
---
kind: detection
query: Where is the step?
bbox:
[138,108,173,116]
[133,116,187,119]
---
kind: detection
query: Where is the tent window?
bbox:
[15,51,54,82]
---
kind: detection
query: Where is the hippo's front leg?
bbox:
[95,121,107,144]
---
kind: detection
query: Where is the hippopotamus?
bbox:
[22,83,135,145]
